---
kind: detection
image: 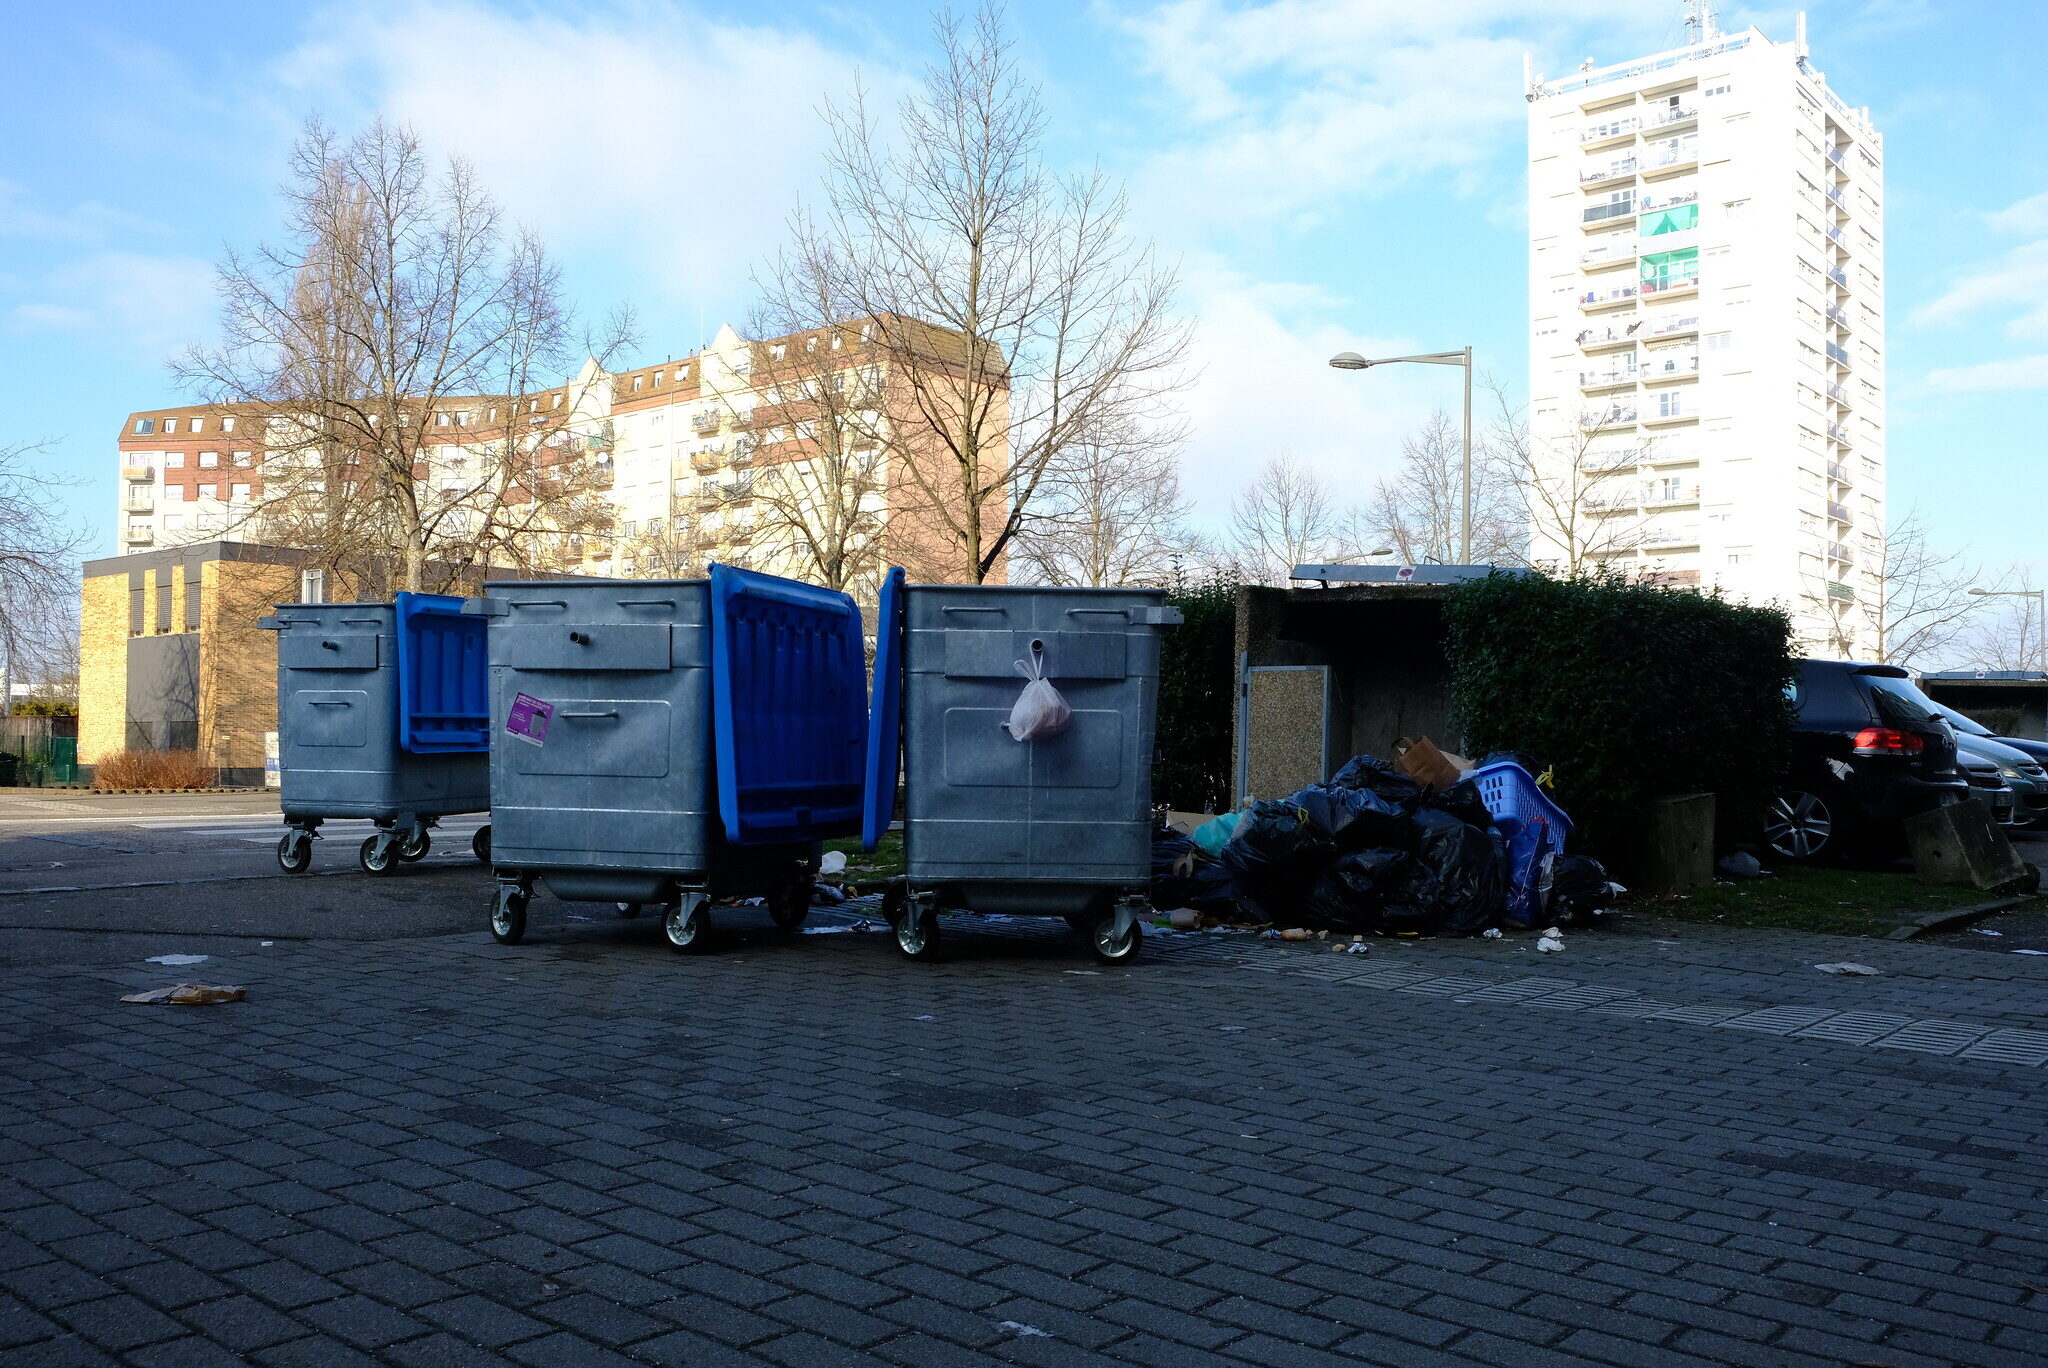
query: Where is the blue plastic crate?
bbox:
[1471,760,1573,926]
[395,592,489,753]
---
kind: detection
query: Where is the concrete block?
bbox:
[1905,801,2036,893]
[1624,792,1716,893]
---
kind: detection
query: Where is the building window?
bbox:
[1657,391,1685,419]
[1705,83,1731,96]
[165,453,185,469]
[191,418,205,434]
[133,418,155,435]
[632,375,643,391]
[231,483,252,502]
[199,451,220,467]
[222,416,236,433]
[198,483,218,500]
[436,412,451,427]
[164,418,179,434]
[162,485,184,502]
[232,451,253,466]
[299,568,326,604]
[1705,331,1732,350]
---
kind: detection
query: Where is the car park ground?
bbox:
[4,791,2048,1367]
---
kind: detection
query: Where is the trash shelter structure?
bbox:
[866,570,1182,963]
[471,566,866,951]
[258,591,491,874]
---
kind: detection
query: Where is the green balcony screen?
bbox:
[1640,204,1699,236]
[1641,246,1699,285]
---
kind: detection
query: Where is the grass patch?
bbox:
[824,829,904,883]
[1648,865,2031,938]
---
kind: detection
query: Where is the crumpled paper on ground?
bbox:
[120,984,246,1005]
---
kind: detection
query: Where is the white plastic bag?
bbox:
[1005,649,1072,742]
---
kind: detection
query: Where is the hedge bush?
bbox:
[1155,580,1235,814]
[1444,571,1796,859]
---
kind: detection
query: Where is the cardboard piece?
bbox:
[1393,736,1472,792]
[120,984,246,1005]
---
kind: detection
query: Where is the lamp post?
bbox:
[1968,586,2048,671]
[1328,347,1475,563]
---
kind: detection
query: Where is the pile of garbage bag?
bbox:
[1152,754,1618,937]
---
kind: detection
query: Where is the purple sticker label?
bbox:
[505,692,553,746]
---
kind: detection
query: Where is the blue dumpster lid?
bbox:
[710,564,867,845]
[394,591,490,753]
[861,567,906,851]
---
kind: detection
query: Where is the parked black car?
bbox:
[1770,660,1969,861]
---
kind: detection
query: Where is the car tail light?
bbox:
[1853,727,1925,757]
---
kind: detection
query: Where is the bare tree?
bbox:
[1011,417,1193,587]
[1228,454,1344,585]
[1481,382,1654,575]
[1949,581,2045,673]
[177,117,632,592]
[1361,408,1526,567]
[0,441,88,715]
[775,6,1190,583]
[1876,507,2001,668]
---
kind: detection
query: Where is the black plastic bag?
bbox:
[1299,848,1411,932]
[1402,808,1510,935]
[1150,833,1243,916]
[1286,782,1412,852]
[1218,799,1338,922]
[1547,853,1617,923]
[1429,776,1496,831]
[1328,755,1425,813]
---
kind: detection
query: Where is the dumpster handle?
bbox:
[616,599,676,608]
[1066,608,1130,618]
[941,606,1006,615]
[509,599,569,609]
[307,700,351,707]
[559,709,620,720]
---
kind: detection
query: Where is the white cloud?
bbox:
[1911,192,2048,341]
[1921,354,2048,394]
[1987,191,2048,236]
[6,251,216,356]
[0,180,169,248]
[275,1,895,324]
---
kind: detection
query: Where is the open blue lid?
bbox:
[394,591,489,753]
[709,564,867,845]
[861,567,906,851]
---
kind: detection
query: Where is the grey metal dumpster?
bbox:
[258,592,491,875]
[864,570,1181,962]
[471,566,867,951]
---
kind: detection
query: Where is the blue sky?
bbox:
[5,0,2043,581]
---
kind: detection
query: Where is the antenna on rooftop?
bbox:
[1684,0,1720,43]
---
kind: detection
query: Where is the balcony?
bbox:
[1826,382,1850,407]
[1645,104,1698,130]
[1640,273,1699,299]
[1580,240,1639,270]
[693,492,720,513]
[1643,402,1694,426]
[1827,500,1852,524]
[1826,144,1846,167]
[1581,159,1638,187]
[1827,580,1855,602]
[1827,422,1850,444]
[1827,266,1849,290]
[123,497,153,514]
[1827,541,1854,566]
[1826,186,1846,208]
[1577,324,1640,350]
[1826,305,1849,329]
[1641,351,1700,380]
[1644,483,1701,506]
[691,412,720,436]
[1579,367,1638,390]
[1645,313,1700,340]
[1581,117,1639,146]
[1581,405,1638,430]
[1826,341,1850,367]
[691,450,722,474]
[1639,189,1698,212]
[122,466,155,483]
[1827,461,1851,484]
[124,528,154,545]
[1582,200,1638,227]
[1580,450,1639,471]
[1579,284,1639,311]
[1642,525,1702,549]
[1641,139,1698,176]
[1826,225,1848,251]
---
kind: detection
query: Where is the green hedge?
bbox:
[1444,571,1796,859]
[1155,581,1236,814]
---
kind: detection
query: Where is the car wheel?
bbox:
[1765,785,1849,862]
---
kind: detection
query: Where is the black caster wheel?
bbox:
[770,879,812,931]
[1090,913,1143,964]
[397,829,431,862]
[359,834,399,875]
[276,830,313,874]
[895,900,941,961]
[664,899,712,954]
[471,824,492,863]
[490,886,528,945]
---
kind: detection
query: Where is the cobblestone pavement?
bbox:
[6,903,2048,1367]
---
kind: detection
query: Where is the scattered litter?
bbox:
[799,922,874,935]
[260,941,273,947]
[1278,928,1310,941]
[997,1322,1052,1340]
[145,954,209,966]
[1972,928,2004,937]
[1815,962,1883,976]
[1218,1025,1248,1032]
[121,984,245,1005]
[819,850,847,876]
[1064,969,1100,976]
[912,1014,936,1022]
[1168,908,1200,929]
[1482,928,1503,940]
[2013,949,2048,956]
[1536,936,1565,953]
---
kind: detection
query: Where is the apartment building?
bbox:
[114,316,1001,594]
[1526,15,1884,654]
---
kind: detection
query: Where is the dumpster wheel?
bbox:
[358,834,400,875]
[471,825,491,863]
[894,892,942,961]
[770,874,812,932]
[397,829,431,862]
[1089,900,1145,964]
[276,829,313,875]
[490,885,528,945]
[664,896,713,954]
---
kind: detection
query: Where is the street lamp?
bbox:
[1968,586,2048,670]
[1328,347,1475,562]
